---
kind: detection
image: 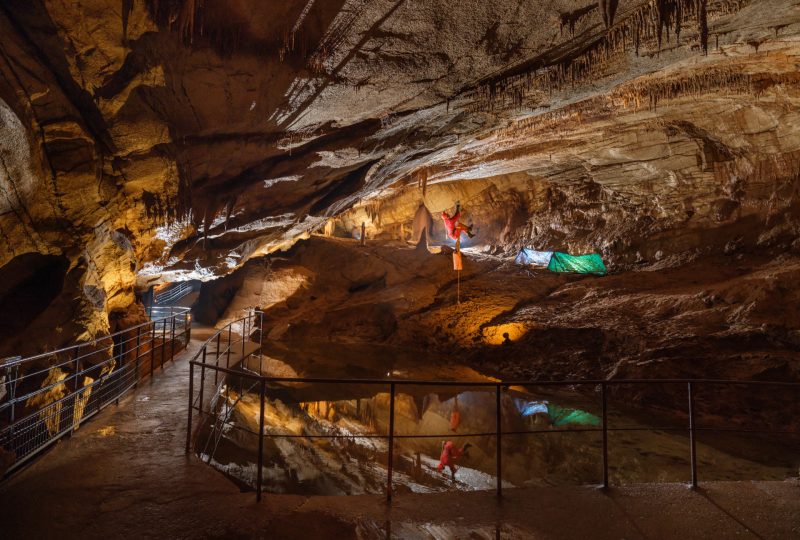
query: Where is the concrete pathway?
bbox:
[1,334,799,539]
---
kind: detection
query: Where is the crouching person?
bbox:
[436,441,472,481]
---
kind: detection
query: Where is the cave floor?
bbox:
[1,334,798,540]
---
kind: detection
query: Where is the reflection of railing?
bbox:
[183,310,264,470]
[153,281,194,305]
[0,306,191,478]
[185,314,800,502]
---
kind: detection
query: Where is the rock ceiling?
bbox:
[1,0,800,346]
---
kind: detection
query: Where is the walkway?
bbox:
[1,333,798,539]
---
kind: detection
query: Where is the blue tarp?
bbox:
[519,401,549,416]
[514,248,553,267]
[514,399,601,426]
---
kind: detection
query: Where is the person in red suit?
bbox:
[437,440,472,480]
[441,201,475,241]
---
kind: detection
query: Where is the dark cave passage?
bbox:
[0,253,68,345]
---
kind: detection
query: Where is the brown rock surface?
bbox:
[1,0,799,368]
[204,236,799,379]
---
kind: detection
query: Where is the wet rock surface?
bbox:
[1,339,799,539]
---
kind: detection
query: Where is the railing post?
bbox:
[496,384,502,498]
[72,347,81,394]
[134,327,141,388]
[161,318,167,369]
[227,326,232,368]
[150,322,156,380]
[186,362,194,454]
[68,348,80,434]
[602,381,609,489]
[96,348,104,413]
[116,335,123,405]
[199,348,206,412]
[688,382,698,489]
[6,365,19,440]
[242,315,247,359]
[256,378,266,502]
[259,311,264,374]
[215,333,221,385]
[387,382,396,503]
[9,366,18,439]
[170,316,176,362]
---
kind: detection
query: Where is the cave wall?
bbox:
[1,0,799,355]
[338,40,800,268]
[0,1,175,352]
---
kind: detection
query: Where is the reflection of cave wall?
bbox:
[0,254,69,355]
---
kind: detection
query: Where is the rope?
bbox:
[456,237,461,304]
[457,269,461,304]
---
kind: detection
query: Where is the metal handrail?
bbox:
[185,313,800,503]
[1,307,188,369]
[0,306,192,478]
[154,282,195,305]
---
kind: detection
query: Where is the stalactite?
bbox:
[462,0,750,113]
[599,0,619,29]
[145,0,204,45]
[122,0,134,42]
[486,68,797,148]
[416,168,429,197]
[560,4,599,36]
[364,201,382,226]
[697,0,708,54]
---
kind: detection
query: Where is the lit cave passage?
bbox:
[1,0,800,538]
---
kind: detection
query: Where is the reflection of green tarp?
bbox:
[547,404,601,427]
[547,252,606,276]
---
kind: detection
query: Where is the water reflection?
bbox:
[197,342,800,495]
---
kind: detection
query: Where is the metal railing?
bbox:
[153,281,195,305]
[0,306,191,478]
[185,314,800,502]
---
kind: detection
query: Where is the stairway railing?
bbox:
[153,281,195,306]
[184,309,264,469]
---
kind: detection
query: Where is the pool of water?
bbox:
[195,341,800,495]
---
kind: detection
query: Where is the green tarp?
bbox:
[547,404,601,427]
[547,252,606,276]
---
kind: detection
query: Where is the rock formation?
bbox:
[0,0,799,380]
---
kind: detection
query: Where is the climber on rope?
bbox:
[437,440,472,481]
[441,201,475,242]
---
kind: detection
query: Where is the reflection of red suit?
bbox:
[437,441,464,472]
[450,397,460,431]
[441,211,470,241]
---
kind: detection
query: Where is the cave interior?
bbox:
[1,0,800,537]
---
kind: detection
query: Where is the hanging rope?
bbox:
[457,270,460,304]
[455,237,462,304]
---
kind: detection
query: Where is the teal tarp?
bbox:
[547,252,606,276]
[547,404,601,427]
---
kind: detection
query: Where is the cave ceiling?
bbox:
[1,0,799,293]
